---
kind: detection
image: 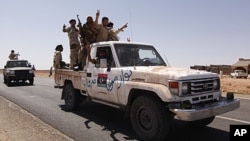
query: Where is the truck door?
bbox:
[86,46,120,104]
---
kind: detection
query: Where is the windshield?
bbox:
[114,44,166,67]
[7,61,29,68]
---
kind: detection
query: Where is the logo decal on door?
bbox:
[97,73,107,87]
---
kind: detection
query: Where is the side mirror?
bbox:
[107,65,111,72]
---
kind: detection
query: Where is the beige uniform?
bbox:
[9,53,17,60]
[108,29,122,41]
[65,27,81,69]
[53,51,62,69]
[96,24,109,42]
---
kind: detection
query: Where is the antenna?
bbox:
[129,8,133,41]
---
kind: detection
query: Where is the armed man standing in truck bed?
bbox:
[62,19,81,70]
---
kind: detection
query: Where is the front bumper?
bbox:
[169,97,240,121]
[6,74,34,81]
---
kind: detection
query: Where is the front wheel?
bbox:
[29,78,34,85]
[63,83,80,111]
[130,95,170,141]
[6,79,11,86]
[3,76,6,84]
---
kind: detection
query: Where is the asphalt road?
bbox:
[0,75,249,141]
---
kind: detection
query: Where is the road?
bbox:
[0,75,249,141]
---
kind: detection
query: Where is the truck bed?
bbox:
[54,69,87,91]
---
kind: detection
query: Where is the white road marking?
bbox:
[216,116,250,124]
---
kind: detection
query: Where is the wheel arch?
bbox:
[124,88,166,118]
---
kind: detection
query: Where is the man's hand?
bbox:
[123,23,128,29]
[120,23,128,31]
[96,10,100,17]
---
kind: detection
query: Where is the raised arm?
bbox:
[86,44,97,64]
[94,10,100,29]
[115,22,128,34]
[119,22,128,31]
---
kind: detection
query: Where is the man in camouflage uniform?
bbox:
[63,19,81,69]
[8,50,18,60]
[78,16,97,70]
[94,10,109,42]
[53,45,63,69]
[107,22,128,41]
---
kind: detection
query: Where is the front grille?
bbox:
[190,79,214,94]
[15,70,29,77]
[181,78,220,96]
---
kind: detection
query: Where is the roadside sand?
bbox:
[0,96,73,141]
[0,70,72,141]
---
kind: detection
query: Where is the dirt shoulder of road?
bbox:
[0,70,72,141]
[0,70,249,141]
[0,96,73,141]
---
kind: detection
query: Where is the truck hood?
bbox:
[129,66,219,83]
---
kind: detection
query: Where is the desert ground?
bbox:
[0,70,249,141]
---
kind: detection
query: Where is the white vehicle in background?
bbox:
[230,69,248,79]
[54,41,240,141]
[3,60,35,86]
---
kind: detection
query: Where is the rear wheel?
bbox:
[130,95,170,141]
[63,83,80,111]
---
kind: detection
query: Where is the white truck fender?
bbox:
[118,81,177,106]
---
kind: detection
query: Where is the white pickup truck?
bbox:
[54,41,240,141]
[230,69,248,79]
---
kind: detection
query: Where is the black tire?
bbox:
[3,77,6,84]
[63,83,80,111]
[188,116,215,126]
[130,95,170,141]
[6,79,11,86]
[29,78,34,85]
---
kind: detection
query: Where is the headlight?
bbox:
[29,70,34,73]
[181,82,189,95]
[7,70,15,75]
[169,81,179,95]
[213,79,220,90]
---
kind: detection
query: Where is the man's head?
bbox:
[107,22,114,28]
[98,49,107,59]
[86,16,93,24]
[102,17,109,26]
[55,44,63,51]
[11,50,14,53]
[69,19,76,25]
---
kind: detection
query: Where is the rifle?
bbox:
[77,14,84,40]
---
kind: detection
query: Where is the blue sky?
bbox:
[0,0,249,70]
